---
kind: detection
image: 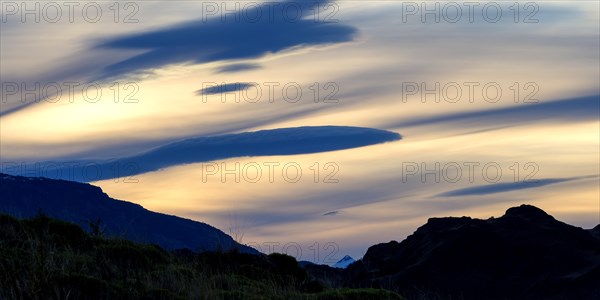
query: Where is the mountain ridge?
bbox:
[336,204,600,299]
[0,172,257,254]
[2,172,599,299]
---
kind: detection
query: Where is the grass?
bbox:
[0,213,404,300]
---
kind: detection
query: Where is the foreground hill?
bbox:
[2,172,598,299]
[335,205,600,299]
[0,213,403,299]
[0,173,255,253]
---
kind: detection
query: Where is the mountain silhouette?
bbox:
[332,255,356,269]
[338,204,600,299]
[591,224,600,239]
[2,172,599,298]
[0,173,256,254]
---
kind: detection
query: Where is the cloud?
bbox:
[95,0,357,79]
[437,176,598,197]
[5,126,400,182]
[196,83,255,95]
[323,210,343,216]
[214,63,262,73]
[386,95,600,129]
[191,179,413,229]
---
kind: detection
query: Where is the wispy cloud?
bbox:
[95,0,357,79]
[323,210,343,216]
[214,63,262,74]
[385,95,600,130]
[437,176,598,197]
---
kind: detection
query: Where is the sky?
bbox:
[1,0,599,263]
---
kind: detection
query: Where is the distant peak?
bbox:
[339,255,354,261]
[332,255,356,269]
[503,204,555,222]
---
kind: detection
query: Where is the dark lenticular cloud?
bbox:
[95,0,357,79]
[6,126,401,182]
[197,83,255,95]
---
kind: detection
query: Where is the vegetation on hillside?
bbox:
[0,213,403,300]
